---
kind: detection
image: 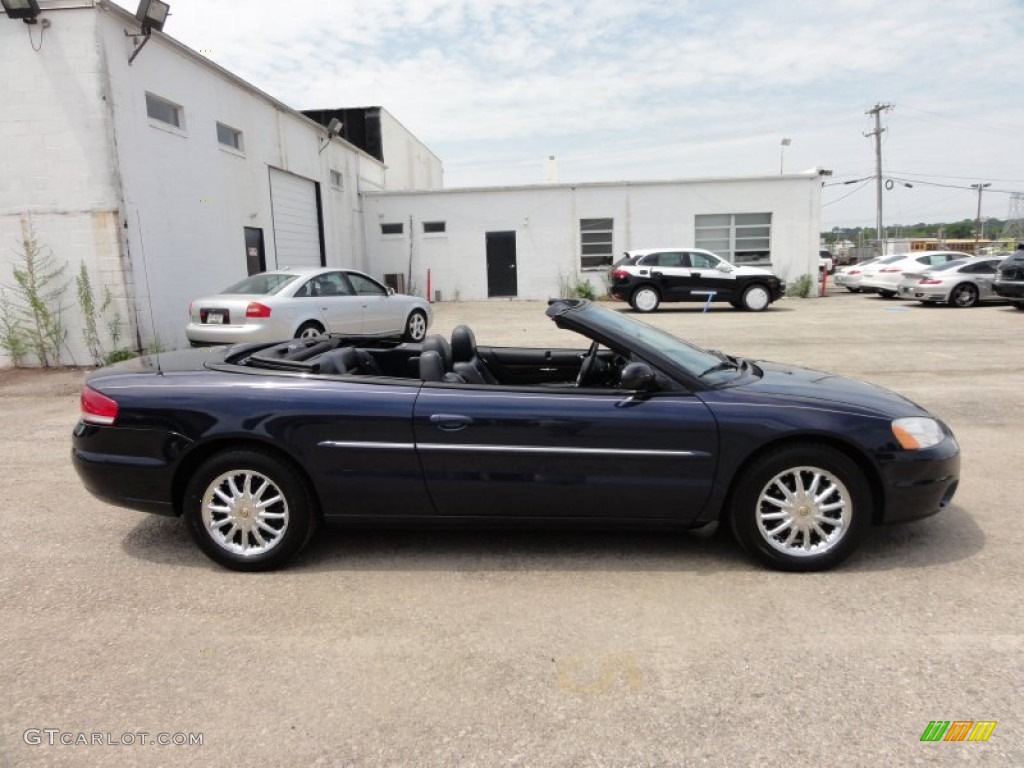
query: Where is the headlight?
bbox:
[892,417,945,450]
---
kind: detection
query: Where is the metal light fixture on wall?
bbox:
[135,0,169,33]
[318,118,344,154]
[779,137,792,175]
[127,0,170,65]
[2,0,41,23]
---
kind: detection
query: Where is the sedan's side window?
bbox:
[295,273,354,298]
[346,273,388,296]
[689,252,718,269]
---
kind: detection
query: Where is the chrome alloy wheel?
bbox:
[201,470,289,557]
[406,311,427,341]
[632,288,659,311]
[755,465,852,557]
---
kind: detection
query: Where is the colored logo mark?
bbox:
[920,720,996,742]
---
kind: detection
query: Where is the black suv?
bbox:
[609,248,786,312]
[993,248,1024,310]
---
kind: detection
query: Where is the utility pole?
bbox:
[971,182,991,254]
[864,103,893,255]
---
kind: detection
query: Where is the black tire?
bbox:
[403,309,428,342]
[629,286,660,312]
[295,321,325,340]
[183,449,316,571]
[876,290,896,299]
[1015,302,1024,311]
[728,443,869,572]
[740,283,772,311]
[948,283,979,308]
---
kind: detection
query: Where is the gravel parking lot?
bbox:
[2,290,1021,767]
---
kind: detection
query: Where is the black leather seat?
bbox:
[314,347,358,375]
[419,350,467,383]
[421,335,453,371]
[451,325,498,384]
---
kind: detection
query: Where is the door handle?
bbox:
[429,413,473,431]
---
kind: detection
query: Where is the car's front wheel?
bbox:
[948,283,979,308]
[295,321,325,340]
[183,449,316,571]
[729,444,869,571]
[630,286,660,312]
[740,284,771,311]
[876,289,896,299]
[403,309,428,342]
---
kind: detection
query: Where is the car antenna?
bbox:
[135,210,162,374]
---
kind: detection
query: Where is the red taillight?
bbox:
[245,302,272,318]
[611,269,629,279]
[81,385,118,425]
[919,278,942,285]
[849,269,861,275]
[880,267,901,273]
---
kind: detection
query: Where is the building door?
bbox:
[244,227,266,275]
[269,168,324,268]
[486,231,517,297]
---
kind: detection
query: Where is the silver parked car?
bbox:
[833,257,880,293]
[186,268,432,345]
[897,257,1004,308]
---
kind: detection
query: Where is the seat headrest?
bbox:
[422,335,452,370]
[418,350,446,382]
[451,325,476,362]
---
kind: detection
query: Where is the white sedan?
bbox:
[860,251,964,297]
[833,258,880,292]
[186,268,432,345]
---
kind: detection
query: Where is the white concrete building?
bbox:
[363,175,823,302]
[0,0,440,364]
[1,1,822,367]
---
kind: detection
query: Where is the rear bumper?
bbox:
[185,322,286,345]
[72,422,188,516]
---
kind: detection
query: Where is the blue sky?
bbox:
[164,0,1024,232]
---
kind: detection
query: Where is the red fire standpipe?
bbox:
[426,268,431,303]
[820,268,828,297]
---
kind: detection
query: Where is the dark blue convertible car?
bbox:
[72,299,960,572]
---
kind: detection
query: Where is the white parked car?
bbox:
[186,268,432,346]
[833,257,881,292]
[860,251,964,298]
[897,256,1004,308]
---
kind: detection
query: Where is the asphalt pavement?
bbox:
[1,288,1021,767]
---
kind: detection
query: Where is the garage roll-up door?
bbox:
[269,168,324,268]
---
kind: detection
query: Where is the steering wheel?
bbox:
[576,341,601,387]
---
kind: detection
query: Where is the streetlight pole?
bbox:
[971,182,991,254]
[779,138,791,174]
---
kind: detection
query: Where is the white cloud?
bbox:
[154,0,1023,225]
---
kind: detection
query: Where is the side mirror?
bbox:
[716,262,734,273]
[620,362,657,391]
[386,287,395,296]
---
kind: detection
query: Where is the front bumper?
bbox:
[993,280,1024,300]
[878,435,960,524]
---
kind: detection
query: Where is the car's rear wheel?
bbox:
[948,283,979,308]
[630,286,660,312]
[740,284,771,311]
[877,289,896,299]
[184,449,316,571]
[403,309,428,342]
[729,444,869,571]
[295,321,325,340]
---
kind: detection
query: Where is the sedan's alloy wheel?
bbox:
[755,466,851,557]
[201,470,289,556]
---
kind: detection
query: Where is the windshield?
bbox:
[560,302,742,385]
[222,273,300,295]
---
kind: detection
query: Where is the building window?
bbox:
[329,170,343,189]
[580,218,614,269]
[216,122,243,150]
[145,93,183,128]
[423,221,446,234]
[381,222,404,235]
[695,213,772,266]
